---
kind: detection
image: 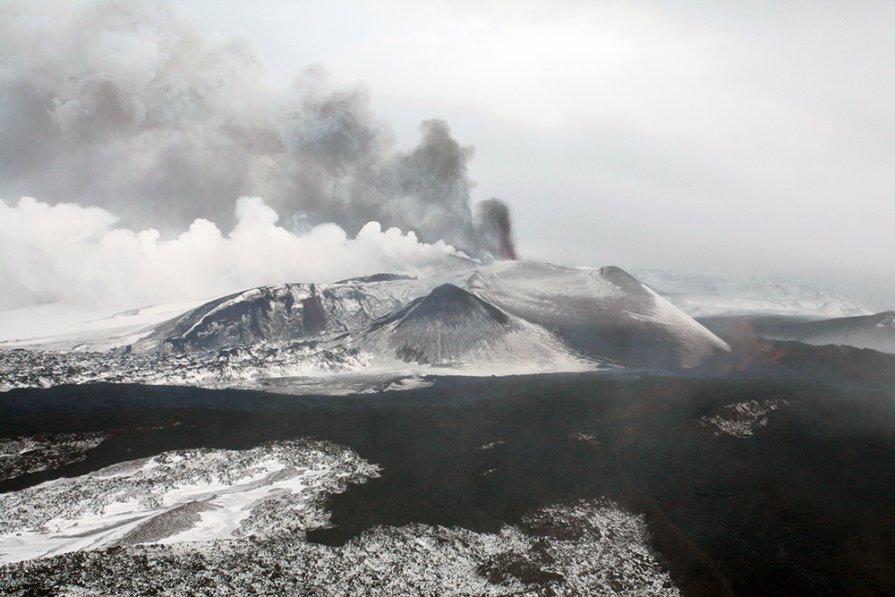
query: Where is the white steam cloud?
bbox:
[0,196,458,310]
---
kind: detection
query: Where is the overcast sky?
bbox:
[178,0,894,308]
[1,1,892,311]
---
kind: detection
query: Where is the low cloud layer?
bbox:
[0,0,511,255]
[0,196,458,310]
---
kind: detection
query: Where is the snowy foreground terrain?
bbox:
[0,440,377,565]
[2,372,894,595]
[0,439,679,595]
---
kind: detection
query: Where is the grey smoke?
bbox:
[476,199,517,260]
[0,0,512,255]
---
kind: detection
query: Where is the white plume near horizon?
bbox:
[0,196,459,311]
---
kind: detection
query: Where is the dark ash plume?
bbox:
[0,0,511,255]
[476,198,517,260]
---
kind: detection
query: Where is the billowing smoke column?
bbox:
[476,198,518,260]
[0,0,514,256]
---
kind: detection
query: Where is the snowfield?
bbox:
[0,300,211,351]
[0,440,378,565]
[0,439,680,595]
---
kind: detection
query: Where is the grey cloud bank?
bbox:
[0,0,509,256]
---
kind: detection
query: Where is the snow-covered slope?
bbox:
[469,262,730,368]
[634,269,870,318]
[0,440,377,565]
[134,281,404,353]
[0,255,480,353]
[132,267,476,354]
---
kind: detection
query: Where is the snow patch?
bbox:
[0,499,680,596]
[700,399,787,438]
[0,441,378,565]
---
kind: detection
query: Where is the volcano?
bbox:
[351,283,593,372]
[0,260,734,392]
[469,262,730,368]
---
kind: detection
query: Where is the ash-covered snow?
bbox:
[0,440,378,565]
[352,283,597,374]
[700,399,787,438]
[0,490,680,596]
[569,431,601,445]
[469,262,729,369]
[132,276,444,354]
[0,430,681,595]
[0,341,371,393]
[0,433,106,481]
[639,284,732,367]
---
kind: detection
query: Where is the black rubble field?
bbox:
[1,369,894,596]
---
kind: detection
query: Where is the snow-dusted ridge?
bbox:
[470,262,730,368]
[634,269,870,318]
[132,276,441,354]
[700,399,788,438]
[759,310,895,355]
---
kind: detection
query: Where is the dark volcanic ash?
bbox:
[477,198,518,260]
